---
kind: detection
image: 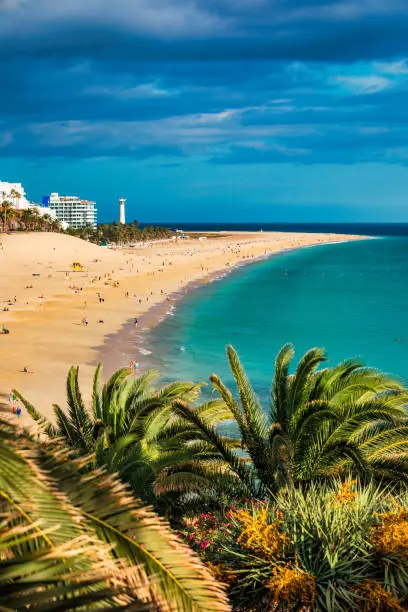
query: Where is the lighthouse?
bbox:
[119,197,126,224]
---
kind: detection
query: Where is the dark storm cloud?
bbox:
[1,0,408,164]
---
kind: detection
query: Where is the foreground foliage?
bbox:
[15,364,201,508]
[160,344,408,501]
[0,416,229,611]
[182,480,408,611]
[14,343,408,609]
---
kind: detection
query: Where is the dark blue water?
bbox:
[146,237,408,394]
[141,222,408,237]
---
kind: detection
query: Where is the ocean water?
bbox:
[146,237,408,396]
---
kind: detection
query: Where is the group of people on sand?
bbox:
[9,392,22,417]
[129,360,139,372]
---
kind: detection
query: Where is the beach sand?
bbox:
[0,230,366,422]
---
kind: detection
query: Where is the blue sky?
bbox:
[1,0,408,223]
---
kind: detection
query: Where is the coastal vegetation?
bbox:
[0,201,62,233]
[11,343,408,610]
[0,414,229,611]
[70,220,175,245]
[0,200,174,244]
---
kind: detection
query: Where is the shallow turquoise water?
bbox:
[147,238,408,396]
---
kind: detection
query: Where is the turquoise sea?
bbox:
[146,237,408,397]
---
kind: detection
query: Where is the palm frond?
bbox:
[12,389,57,438]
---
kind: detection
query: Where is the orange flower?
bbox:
[233,506,291,561]
[353,580,404,611]
[330,480,357,506]
[206,561,236,585]
[267,564,316,608]
[371,508,408,559]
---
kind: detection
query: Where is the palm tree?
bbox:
[20,207,36,231]
[0,200,15,232]
[0,414,229,611]
[15,364,203,506]
[50,217,62,232]
[9,188,21,207]
[156,344,408,500]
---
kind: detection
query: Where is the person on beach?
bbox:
[82,317,88,326]
[134,318,138,326]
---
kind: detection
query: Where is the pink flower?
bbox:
[194,520,199,526]
[176,533,182,537]
[189,534,195,541]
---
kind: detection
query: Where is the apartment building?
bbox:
[44,193,98,229]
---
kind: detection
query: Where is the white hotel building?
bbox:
[0,180,57,219]
[45,193,98,229]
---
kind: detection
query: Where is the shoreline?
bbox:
[96,237,370,380]
[0,230,368,422]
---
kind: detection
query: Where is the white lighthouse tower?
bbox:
[119,197,126,224]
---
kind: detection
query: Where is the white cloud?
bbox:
[84,82,174,99]
[27,108,314,154]
[335,74,392,93]
[374,59,408,75]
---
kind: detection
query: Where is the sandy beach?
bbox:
[0,230,367,422]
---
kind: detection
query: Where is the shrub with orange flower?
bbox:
[330,480,357,506]
[371,508,408,559]
[267,564,316,609]
[353,579,404,612]
[206,561,237,585]
[233,506,291,561]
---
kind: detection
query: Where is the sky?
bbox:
[1,0,408,223]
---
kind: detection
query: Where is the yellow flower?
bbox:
[353,580,404,611]
[206,561,236,585]
[233,507,291,561]
[371,508,408,559]
[330,480,357,506]
[267,564,316,608]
